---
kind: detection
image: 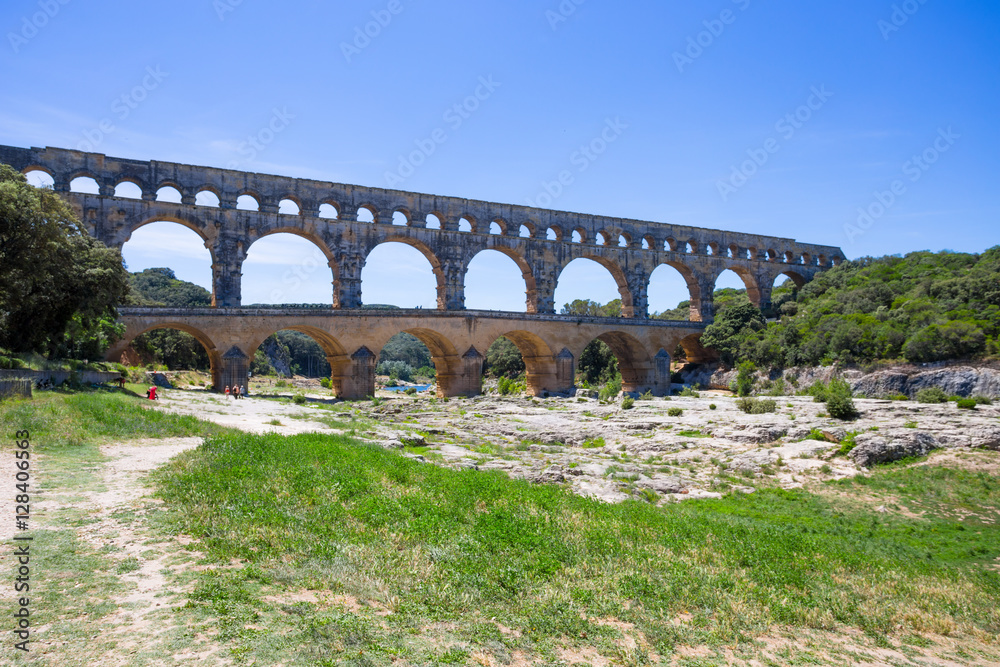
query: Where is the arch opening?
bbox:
[70,176,99,194]
[425,213,441,229]
[713,268,760,313]
[279,199,300,215]
[519,224,531,238]
[24,169,54,189]
[122,222,213,300]
[356,206,376,223]
[546,226,560,241]
[195,190,220,207]
[361,241,439,309]
[318,203,339,219]
[250,329,335,382]
[237,194,259,211]
[648,263,697,321]
[459,217,473,232]
[489,221,503,235]
[392,210,409,226]
[555,257,631,317]
[242,233,333,306]
[465,249,532,313]
[114,181,143,199]
[376,332,436,389]
[156,186,183,203]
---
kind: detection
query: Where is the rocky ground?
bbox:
[152,383,1000,506]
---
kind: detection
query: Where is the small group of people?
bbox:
[224,384,247,399]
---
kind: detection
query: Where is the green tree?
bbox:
[579,339,619,385]
[700,301,767,367]
[0,164,130,355]
[485,336,525,378]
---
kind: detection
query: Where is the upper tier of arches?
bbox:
[6,144,846,269]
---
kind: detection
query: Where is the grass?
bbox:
[150,430,1000,664]
[0,388,234,447]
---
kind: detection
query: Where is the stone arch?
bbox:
[375,327,464,397]
[425,213,442,229]
[111,322,221,389]
[356,204,377,223]
[588,331,656,394]
[774,269,807,289]
[113,180,144,199]
[248,325,351,395]
[155,184,184,203]
[392,209,410,226]
[618,233,631,248]
[69,173,100,194]
[556,255,634,317]
[546,225,562,241]
[465,247,538,313]
[242,229,335,305]
[363,237,445,308]
[237,193,260,211]
[22,167,55,189]
[121,213,213,248]
[194,186,221,207]
[676,333,715,364]
[714,266,762,307]
[318,200,340,219]
[278,197,301,215]
[571,227,587,243]
[648,261,700,320]
[459,216,475,232]
[487,330,559,396]
[489,218,507,235]
[518,222,534,238]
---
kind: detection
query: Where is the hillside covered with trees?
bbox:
[702,248,1000,369]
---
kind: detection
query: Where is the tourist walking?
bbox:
[233,384,241,400]
[225,385,231,399]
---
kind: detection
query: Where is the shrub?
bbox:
[414,365,436,379]
[292,394,306,405]
[709,403,717,410]
[736,398,777,414]
[838,431,859,456]
[806,380,828,403]
[972,395,993,405]
[956,398,977,410]
[679,386,700,398]
[319,377,332,389]
[888,393,909,401]
[497,376,526,396]
[598,374,623,402]
[915,387,948,404]
[667,407,683,417]
[826,378,859,420]
[404,387,417,395]
[735,361,756,397]
[621,396,635,410]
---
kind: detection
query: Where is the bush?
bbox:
[888,393,909,401]
[598,374,622,402]
[806,380,828,403]
[736,398,777,414]
[497,376,526,396]
[972,395,993,405]
[735,361,756,397]
[292,394,306,405]
[838,431,859,456]
[915,387,948,404]
[667,407,683,417]
[709,403,717,410]
[956,398,977,410]
[678,386,700,398]
[404,387,417,395]
[319,377,332,389]
[825,378,859,420]
[621,396,635,410]
[414,365,436,379]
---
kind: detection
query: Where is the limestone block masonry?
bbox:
[1,144,845,398]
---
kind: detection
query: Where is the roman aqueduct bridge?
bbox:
[1,144,845,397]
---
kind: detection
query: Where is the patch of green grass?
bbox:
[677,430,709,438]
[151,429,1000,663]
[581,436,606,449]
[0,389,233,448]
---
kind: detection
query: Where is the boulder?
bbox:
[849,430,939,467]
[640,475,686,494]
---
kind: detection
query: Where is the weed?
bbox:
[736,398,777,414]
[667,407,683,417]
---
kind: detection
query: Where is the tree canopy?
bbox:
[0,164,130,356]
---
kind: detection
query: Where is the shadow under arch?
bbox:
[364,237,447,309]
[466,246,538,313]
[556,255,635,316]
[107,322,221,388]
[374,327,465,397]
[590,330,659,394]
[485,330,565,396]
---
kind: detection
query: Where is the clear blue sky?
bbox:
[2,0,997,312]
